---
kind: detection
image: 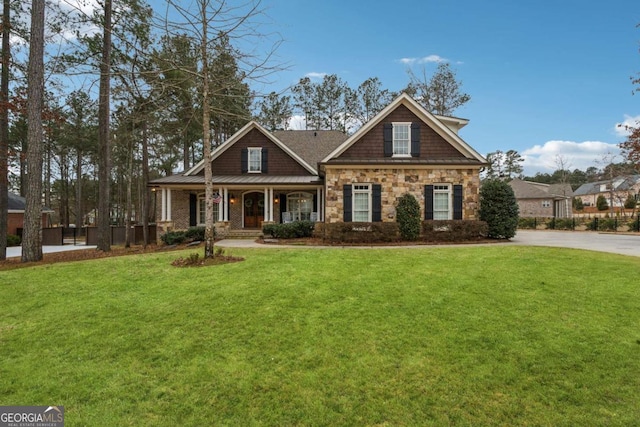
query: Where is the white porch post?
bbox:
[270,188,274,222]
[264,187,269,222]
[166,188,172,221]
[223,188,229,221]
[161,188,167,221]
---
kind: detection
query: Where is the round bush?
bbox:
[479,179,519,239]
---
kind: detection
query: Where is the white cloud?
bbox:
[614,114,640,137]
[521,140,621,175]
[305,72,327,80]
[398,55,447,66]
[419,55,446,64]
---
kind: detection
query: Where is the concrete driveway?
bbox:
[5,244,97,259]
[509,230,640,257]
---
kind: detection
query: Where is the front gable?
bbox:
[322,93,486,165]
[338,105,464,160]
[186,121,317,177]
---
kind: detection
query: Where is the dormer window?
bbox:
[248,147,262,173]
[392,123,411,156]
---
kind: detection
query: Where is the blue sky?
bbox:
[256,0,640,175]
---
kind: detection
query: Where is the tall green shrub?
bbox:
[596,195,609,211]
[479,179,519,239]
[396,193,421,241]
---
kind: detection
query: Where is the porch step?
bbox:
[224,229,263,239]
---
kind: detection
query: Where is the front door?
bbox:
[243,192,264,228]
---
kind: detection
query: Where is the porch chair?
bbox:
[310,212,318,222]
[282,212,292,223]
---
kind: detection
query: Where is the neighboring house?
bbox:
[149,93,487,238]
[508,178,573,218]
[7,192,53,236]
[573,175,640,209]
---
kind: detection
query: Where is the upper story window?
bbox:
[393,123,411,156]
[248,147,262,173]
[384,122,419,158]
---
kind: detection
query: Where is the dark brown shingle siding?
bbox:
[338,105,465,160]
[212,129,310,176]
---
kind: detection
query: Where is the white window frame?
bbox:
[542,200,551,208]
[392,122,411,157]
[287,192,314,221]
[198,193,220,225]
[353,184,372,222]
[433,184,452,220]
[248,147,262,173]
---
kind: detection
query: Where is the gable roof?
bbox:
[509,178,573,200]
[185,121,325,176]
[574,175,640,196]
[273,130,348,168]
[321,92,486,164]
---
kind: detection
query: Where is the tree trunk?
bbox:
[75,149,83,226]
[22,0,45,262]
[97,0,112,251]
[124,138,133,248]
[141,119,149,248]
[201,1,214,259]
[0,0,10,260]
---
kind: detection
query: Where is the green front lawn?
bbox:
[1,246,639,425]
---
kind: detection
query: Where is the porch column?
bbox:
[264,187,270,222]
[269,188,274,222]
[166,188,172,221]
[161,188,167,221]
[223,188,229,221]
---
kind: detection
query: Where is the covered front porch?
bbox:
[154,180,324,238]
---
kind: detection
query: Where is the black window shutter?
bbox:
[280,193,287,213]
[424,185,434,220]
[189,193,197,226]
[372,184,382,222]
[411,123,421,157]
[343,184,352,222]
[383,123,393,157]
[261,148,268,173]
[241,148,248,173]
[453,184,463,220]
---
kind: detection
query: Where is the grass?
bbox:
[1,246,640,425]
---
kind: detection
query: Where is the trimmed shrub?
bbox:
[422,220,488,242]
[596,195,608,211]
[518,217,538,229]
[161,230,187,245]
[7,234,21,247]
[598,218,618,231]
[624,194,637,209]
[552,218,574,230]
[185,226,207,241]
[396,193,421,241]
[263,221,315,239]
[479,179,519,239]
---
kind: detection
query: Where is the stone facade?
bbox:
[324,167,481,222]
